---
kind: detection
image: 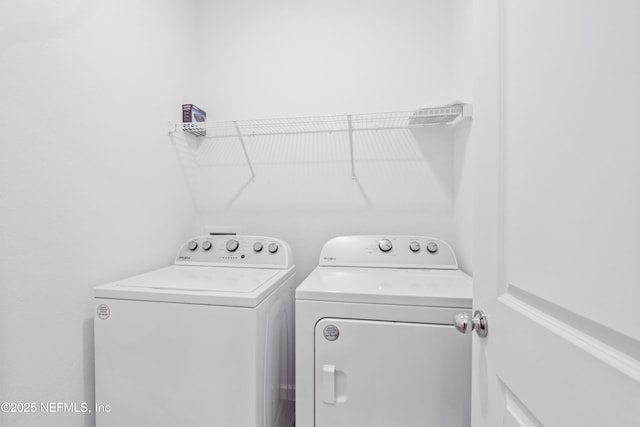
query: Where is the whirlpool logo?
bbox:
[97,304,110,320]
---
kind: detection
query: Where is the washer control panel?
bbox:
[176,235,293,269]
[319,235,457,269]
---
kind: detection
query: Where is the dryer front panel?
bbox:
[314,318,471,427]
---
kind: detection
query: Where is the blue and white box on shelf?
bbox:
[182,104,207,136]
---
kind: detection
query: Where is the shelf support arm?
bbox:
[347,115,356,180]
[234,121,256,181]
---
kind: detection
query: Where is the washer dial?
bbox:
[253,242,263,252]
[409,241,421,252]
[187,241,198,251]
[202,241,212,251]
[268,242,279,253]
[226,239,239,252]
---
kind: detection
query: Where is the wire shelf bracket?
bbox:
[233,121,256,181]
[347,114,356,180]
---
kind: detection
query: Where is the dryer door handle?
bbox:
[321,364,336,404]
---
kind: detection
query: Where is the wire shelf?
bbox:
[168,102,472,180]
[170,103,472,139]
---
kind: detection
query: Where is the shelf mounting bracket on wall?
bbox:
[233,121,256,181]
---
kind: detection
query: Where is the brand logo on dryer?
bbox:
[323,325,339,341]
[178,255,191,260]
[323,257,337,262]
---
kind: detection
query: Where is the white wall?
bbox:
[0,1,197,426]
[188,0,473,279]
[194,0,455,119]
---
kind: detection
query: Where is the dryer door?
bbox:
[314,318,471,427]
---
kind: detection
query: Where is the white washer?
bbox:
[94,235,296,427]
[295,235,472,427]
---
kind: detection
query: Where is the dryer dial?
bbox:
[426,241,439,253]
[378,239,393,252]
[253,242,263,252]
[409,241,421,252]
[268,242,279,253]
[202,241,212,251]
[187,241,198,251]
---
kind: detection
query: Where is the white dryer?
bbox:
[94,235,295,427]
[295,235,472,427]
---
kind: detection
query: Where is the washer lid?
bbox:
[95,265,293,307]
[295,267,471,308]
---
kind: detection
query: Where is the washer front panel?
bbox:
[95,298,257,426]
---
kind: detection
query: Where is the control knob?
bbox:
[187,241,198,251]
[409,241,421,252]
[253,242,263,252]
[226,239,239,252]
[202,241,212,251]
[378,239,392,252]
[268,242,279,253]
[426,241,439,254]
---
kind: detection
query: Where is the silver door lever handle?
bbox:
[453,310,488,337]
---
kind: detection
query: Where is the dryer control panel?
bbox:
[319,235,457,269]
[175,235,293,269]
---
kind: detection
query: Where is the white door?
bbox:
[472,1,640,426]
[314,318,471,427]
